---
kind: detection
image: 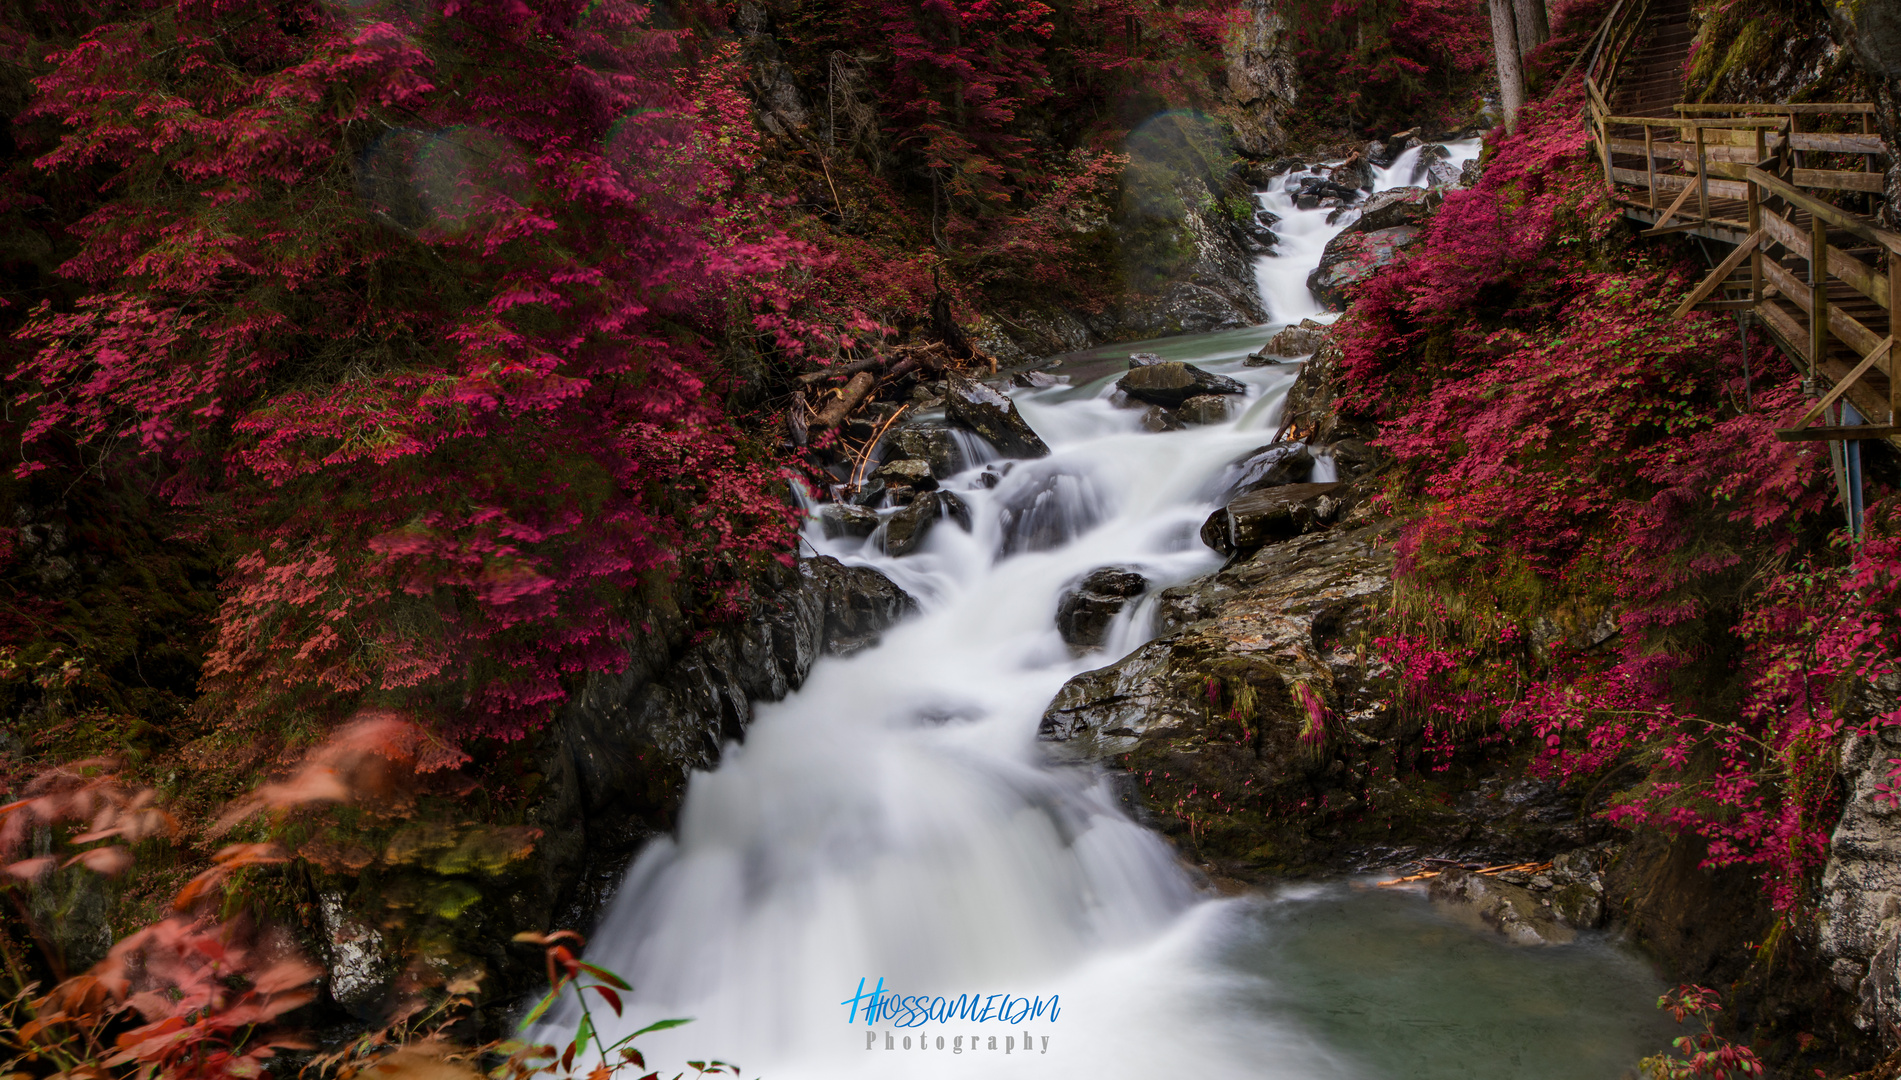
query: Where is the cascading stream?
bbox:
[556,141,1675,1080]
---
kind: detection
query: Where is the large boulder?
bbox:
[875,458,935,488]
[943,373,1050,459]
[1039,524,1400,871]
[1199,481,1346,556]
[1347,186,1441,233]
[817,502,880,540]
[1055,567,1149,650]
[1249,318,1329,363]
[1421,159,1465,189]
[1306,226,1420,311]
[1177,394,1232,425]
[1210,442,1314,503]
[1116,361,1247,408]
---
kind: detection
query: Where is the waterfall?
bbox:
[544,139,1664,1080]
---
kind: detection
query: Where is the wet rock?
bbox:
[1200,481,1346,556]
[1331,154,1374,192]
[1428,869,1578,946]
[850,477,886,507]
[1116,362,1247,408]
[1422,159,1465,189]
[1177,394,1232,425]
[1129,352,1166,367]
[1251,318,1330,361]
[1408,143,1450,182]
[1306,226,1421,311]
[817,502,880,540]
[876,458,936,488]
[1347,187,1442,233]
[1055,567,1149,650]
[1212,443,1314,502]
[943,372,1050,459]
[882,424,963,479]
[1548,846,1610,929]
[1011,370,1060,390]
[880,492,939,556]
[937,490,973,532]
[1317,438,1377,478]
[1142,406,1185,433]
[1040,523,1398,870]
[1458,158,1483,188]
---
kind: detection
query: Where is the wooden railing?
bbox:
[1579,97,1896,440]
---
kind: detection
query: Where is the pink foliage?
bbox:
[11,0,802,743]
[1332,80,1887,909]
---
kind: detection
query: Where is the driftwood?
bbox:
[797,355,887,385]
[1373,860,1552,888]
[809,371,877,430]
[786,391,809,446]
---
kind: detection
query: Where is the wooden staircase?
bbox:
[1579,0,1899,455]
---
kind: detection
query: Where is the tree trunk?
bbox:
[1513,0,1543,56]
[1513,0,1550,58]
[1490,0,1528,134]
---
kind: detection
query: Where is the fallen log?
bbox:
[809,371,877,430]
[797,355,886,385]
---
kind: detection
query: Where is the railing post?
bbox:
[1599,109,1615,194]
[1695,124,1710,224]
[1810,212,1829,373]
[1644,124,1657,208]
[1891,249,1899,423]
[1747,173,1763,305]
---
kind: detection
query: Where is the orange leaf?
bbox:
[63,846,132,876]
[5,857,55,881]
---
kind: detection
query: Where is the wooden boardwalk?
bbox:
[1581,0,1898,451]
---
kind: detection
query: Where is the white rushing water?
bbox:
[558,144,1486,1079]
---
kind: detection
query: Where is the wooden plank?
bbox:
[1587,78,1612,118]
[1830,304,1885,359]
[1793,168,1887,194]
[1746,167,1901,255]
[1677,102,1875,115]
[1819,356,1899,430]
[1763,254,1808,305]
[1787,338,1893,428]
[1608,115,1788,128]
[1607,139,1781,164]
[1695,300,1759,310]
[1789,133,1886,154]
[1768,254,1885,356]
[1757,299,1810,363]
[1760,204,1809,260]
[1645,181,1700,233]
[1673,230,1765,318]
[1759,208,1893,308]
[1612,168,1749,199]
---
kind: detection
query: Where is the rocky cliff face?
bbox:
[1819,674,1901,1043]
[1218,0,1298,159]
[316,555,915,1019]
[974,170,1273,364]
[1829,0,1901,221]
